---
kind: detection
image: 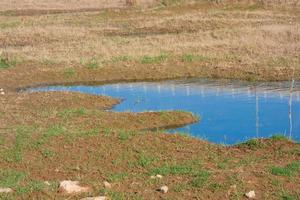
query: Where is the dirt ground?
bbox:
[0,0,299,199]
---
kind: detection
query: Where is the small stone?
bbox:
[156,174,163,179]
[245,190,255,199]
[80,196,107,200]
[0,188,13,193]
[103,181,111,189]
[0,88,3,91]
[44,181,51,186]
[150,175,155,179]
[58,180,90,194]
[0,91,4,95]
[159,185,168,194]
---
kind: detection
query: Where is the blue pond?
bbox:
[27,79,300,145]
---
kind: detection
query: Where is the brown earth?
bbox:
[0,0,300,199]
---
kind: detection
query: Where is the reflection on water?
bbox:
[27,79,300,145]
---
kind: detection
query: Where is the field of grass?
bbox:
[0,0,299,199]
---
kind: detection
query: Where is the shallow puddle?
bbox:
[27,79,300,145]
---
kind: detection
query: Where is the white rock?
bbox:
[245,190,255,199]
[150,175,156,179]
[159,185,168,194]
[0,91,4,95]
[80,196,107,200]
[44,181,51,186]
[103,181,111,189]
[0,188,13,193]
[0,88,3,91]
[58,180,90,194]
[156,174,163,179]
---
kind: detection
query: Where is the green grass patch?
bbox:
[107,172,128,182]
[0,169,25,188]
[63,68,76,78]
[239,138,264,150]
[15,180,45,195]
[111,55,132,63]
[58,108,86,119]
[139,54,168,64]
[4,126,35,162]
[270,134,290,142]
[40,149,55,158]
[149,164,193,176]
[86,58,100,69]
[136,152,154,168]
[77,128,100,137]
[190,170,210,188]
[118,130,136,141]
[0,56,18,70]
[269,161,300,177]
[32,125,65,149]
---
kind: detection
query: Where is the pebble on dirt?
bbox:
[58,180,90,194]
[158,185,168,194]
[103,181,111,189]
[245,190,256,199]
[0,188,13,193]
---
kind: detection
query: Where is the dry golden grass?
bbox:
[0,4,299,69]
[0,0,157,11]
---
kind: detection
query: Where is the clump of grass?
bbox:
[86,58,100,69]
[41,149,55,158]
[139,53,168,64]
[32,125,65,149]
[108,172,128,182]
[4,126,35,162]
[77,128,100,137]
[0,54,17,70]
[190,170,210,188]
[270,134,290,142]
[111,55,132,63]
[15,181,45,195]
[58,108,86,119]
[181,54,211,62]
[118,130,135,141]
[137,152,153,168]
[0,169,25,188]
[63,68,76,78]
[269,161,300,177]
[149,164,193,176]
[240,138,264,150]
[0,57,10,69]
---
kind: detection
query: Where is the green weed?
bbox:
[190,170,210,188]
[240,138,264,150]
[108,172,128,182]
[0,56,18,70]
[139,54,168,64]
[137,152,153,168]
[149,164,193,176]
[4,126,35,162]
[63,68,76,78]
[0,169,25,188]
[269,161,300,177]
[112,55,132,63]
[58,108,86,119]
[87,58,100,69]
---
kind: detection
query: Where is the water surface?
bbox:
[27,79,300,145]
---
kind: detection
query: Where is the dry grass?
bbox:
[0,4,299,70]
